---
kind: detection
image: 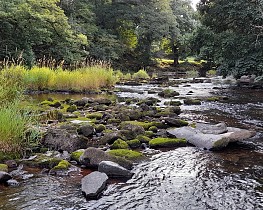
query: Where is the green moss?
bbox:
[86,112,103,120]
[136,135,151,143]
[164,100,182,106]
[123,121,165,130]
[95,124,106,133]
[107,149,143,160]
[0,164,8,172]
[107,118,121,124]
[158,89,180,98]
[52,160,71,170]
[145,131,155,138]
[127,139,141,149]
[190,123,196,128]
[66,105,77,112]
[111,139,129,149]
[40,100,61,108]
[21,154,61,168]
[148,126,158,133]
[206,97,220,102]
[71,150,84,162]
[149,137,187,148]
[184,99,201,105]
[0,152,20,162]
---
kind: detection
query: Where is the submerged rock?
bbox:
[0,171,12,183]
[81,171,108,199]
[98,161,133,178]
[167,123,256,150]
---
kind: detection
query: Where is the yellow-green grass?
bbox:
[1,65,119,91]
[0,103,32,153]
[156,57,206,66]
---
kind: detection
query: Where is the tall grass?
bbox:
[2,65,118,91]
[0,68,37,156]
[0,103,32,153]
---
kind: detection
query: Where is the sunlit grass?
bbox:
[2,65,119,91]
[0,102,32,153]
[156,57,206,66]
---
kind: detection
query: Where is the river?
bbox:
[0,78,262,210]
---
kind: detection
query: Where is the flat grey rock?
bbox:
[98,161,133,178]
[167,123,256,150]
[81,171,108,199]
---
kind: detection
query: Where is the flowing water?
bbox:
[0,78,263,210]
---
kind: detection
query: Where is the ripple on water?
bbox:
[84,147,262,210]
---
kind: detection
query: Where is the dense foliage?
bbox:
[192,0,263,77]
[0,0,195,69]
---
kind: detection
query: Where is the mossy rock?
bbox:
[156,107,181,117]
[111,139,129,149]
[71,150,85,162]
[52,160,71,170]
[164,100,182,106]
[126,139,141,149]
[149,138,187,148]
[184,99,201,105]
[93,105,108,111]
[122,121,165,130]
[95,124,106,133]
[40,100,61,108]
[66,105,77,113]
[165,118,189,127]
[158,89,180,98]
[86,112,103,120]
[21,154,61,168]
[107,118,121,124]
[206,97,220,102]
[0,164,8,172]
[107,149,144,161]
[136,135,151,143]
[148,126,158,133]
[145,131,155,138]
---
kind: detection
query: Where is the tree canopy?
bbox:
[193,0,263,77]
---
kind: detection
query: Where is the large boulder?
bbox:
[0,171,12,183]
[80,147,133,169]
[42,128,87,153]
[98,161,133,178]
[167,123,256,150]
[81,171,108,199]
[77,124,94,137]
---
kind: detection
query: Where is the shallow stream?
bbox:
[0,77,262,210]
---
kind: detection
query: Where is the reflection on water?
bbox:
[1,80,263,210]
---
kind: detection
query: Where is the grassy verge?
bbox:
[0,69,38,159]
[2,65,118,92]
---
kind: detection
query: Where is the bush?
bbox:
[132,69,150,80]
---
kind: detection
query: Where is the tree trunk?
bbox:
[172,44,179,66]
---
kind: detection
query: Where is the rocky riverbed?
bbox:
[0,76,262,209]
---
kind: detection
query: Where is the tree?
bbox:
[169,0,196,66]
[0,0,86,66]
[196,0,263,77]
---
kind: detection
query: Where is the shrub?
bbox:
[132,69,150,80]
